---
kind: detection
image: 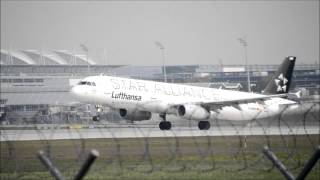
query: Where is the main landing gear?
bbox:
[159,114,172,130]
[158,114,210,130]
[198,121,210,130]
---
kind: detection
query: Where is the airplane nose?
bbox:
[70,85,88,102]
[70,86,80,97]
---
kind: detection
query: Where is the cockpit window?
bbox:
[78,81,87,85]
[78,81,96,86]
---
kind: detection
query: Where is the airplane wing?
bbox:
[171,93,290,111]
[203,94,295,111]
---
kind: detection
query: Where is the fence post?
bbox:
[37,150,64,180]
[296,146,320,180]
[262,146,295,180]
[74,149,100,180]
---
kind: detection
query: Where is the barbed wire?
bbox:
[0,101,319,179]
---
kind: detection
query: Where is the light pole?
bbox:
[80,44,90,74]
[103,48,108,66]
[103,48,109,74]
[155,41,167,83]
[238,37,251,92]
[72,48,77,65]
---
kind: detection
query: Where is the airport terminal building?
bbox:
[1,49,319,124]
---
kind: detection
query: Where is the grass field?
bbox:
[1,135,319,179]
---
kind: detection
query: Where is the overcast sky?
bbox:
[1,0,319,65]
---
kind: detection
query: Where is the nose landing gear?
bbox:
[92,105,103,121]
[92,115,100,121]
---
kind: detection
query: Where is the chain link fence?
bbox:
[0,101,319,179]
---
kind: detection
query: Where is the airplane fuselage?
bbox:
[71,75,295,121]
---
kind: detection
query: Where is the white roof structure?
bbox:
[22,50,68,65]
[54,50,97,65]
[0,49,97,65]
[1,49,37,65]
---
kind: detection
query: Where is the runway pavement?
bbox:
[1,124,319,141]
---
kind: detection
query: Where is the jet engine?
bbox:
[119,109,152,121]
[177,104,210,120]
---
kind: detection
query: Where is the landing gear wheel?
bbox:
[159,121,165,130]
[159,113,171,130]
[159,121,172,130]
[198,121,210,130]
[92,115,100,121]
[165,121,172,130]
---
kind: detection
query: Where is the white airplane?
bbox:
[71,56,297,130]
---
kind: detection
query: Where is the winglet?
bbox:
[262,56,296,95]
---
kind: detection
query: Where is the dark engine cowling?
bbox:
[119,109,152,121]
[177,104,210,120]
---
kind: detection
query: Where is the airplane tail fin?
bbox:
[262,56,296,95]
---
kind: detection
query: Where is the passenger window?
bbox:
[92,82,96,86]
[87,82,92,86]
